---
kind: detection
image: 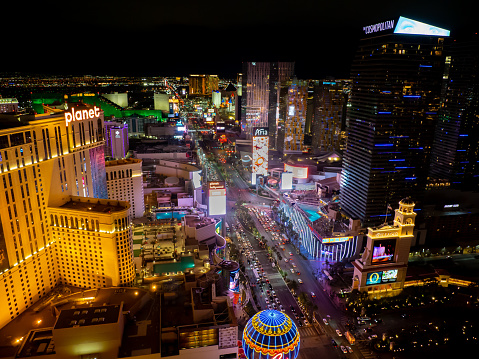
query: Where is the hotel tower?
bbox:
[0,104,135,330]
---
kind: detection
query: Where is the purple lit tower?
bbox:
[104,121,129,159]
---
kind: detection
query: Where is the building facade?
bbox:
[352,199,417,298]
[311,80,350,153]
[340,17,449,225]
[0,105,133,330]
[277,79,308,153]
[429,35,479,191]
[106,158,145,219]
[240,62,295,141]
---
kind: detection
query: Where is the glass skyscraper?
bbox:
[429,35,479,191]
[340,17,450,226]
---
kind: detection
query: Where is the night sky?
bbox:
[2,0,475,79]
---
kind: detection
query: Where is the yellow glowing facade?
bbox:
[0,106,134,330]
[352,199,416,298]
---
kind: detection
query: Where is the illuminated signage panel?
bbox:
[209,181,226,215]
[372,238,396,264]
[284,164,308,179]
[366,269,398,285]
[366,271,382,285]
[65,106,101,126]
[394,16,450,37]
[252,127,269,176]
[322,236,353,244]
[281,172,293,190]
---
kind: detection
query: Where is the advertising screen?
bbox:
[372,238,396,264]
[252,127,269,176]
[281,172,293,190]
[366,272,382,286]
[284,164,308,179]
[192,171,202,189]
[229,268,240,292]
[208,182,226,216]
[381,269,398,283]
[366,269,398,286]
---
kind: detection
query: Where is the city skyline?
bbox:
[1,1,475,78]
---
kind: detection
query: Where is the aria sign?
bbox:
[65,106,101,127]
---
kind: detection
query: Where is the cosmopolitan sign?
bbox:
[65,106,101,127]
[363,19,395,34]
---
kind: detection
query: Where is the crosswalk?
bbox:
[356,343,378,359]
[299,326,318,338]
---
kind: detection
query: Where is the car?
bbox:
[289,252,293,256]
[303,319,309,325]
[311,292,316,298]
[296,271,301,275]
[290,305,296,312]
[331,339,337,347]
[298,279,303,284]
[292,262,297,267]
[336,329,342,336]
[279,305,285,312]
[369,334,378,339]
[275,298,281,304]
[297,320,303,327]
[340,346,348,354]
[290,268,295,274]
[347,346,353,353]
[323,318,329,325]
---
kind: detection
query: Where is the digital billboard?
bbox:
[394,16,450,37]
[281,172,293,190]
[252,127,269,176]
[208,181,226,216]
[229,268,240,292]
[366,271,382,286]
[381,269,398,283]
[284,164,308,179]
[372,238,396,264]
[366,269,398,285]
[192,171,202,189]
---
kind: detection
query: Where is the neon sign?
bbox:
[65,106,101,127]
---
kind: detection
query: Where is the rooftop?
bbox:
[54,304,122,329]
[58,197,129,213]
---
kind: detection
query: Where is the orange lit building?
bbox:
[0,104,134,330]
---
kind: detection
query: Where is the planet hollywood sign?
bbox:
[363,19,395,34]
[65,106,101,127]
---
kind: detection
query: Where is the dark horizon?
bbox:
[1,2,476,79]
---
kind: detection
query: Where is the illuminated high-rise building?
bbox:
[0,104,134,330]
[240,62,294,140]
[277,78,308,153]
[189,74,219,96]
[429,35,479,191]
[340,16,450,226]
[106,158,145,219]
[311,79,350,153]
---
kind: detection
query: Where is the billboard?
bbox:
[229,268,240,292]
[281,172,293,190]
[252,127,269,176]
[372,238,396,264]
[192,171,202,189]
[208,181,226,216]
[366,269,398,285]
[322,236,353,244]
[284,164,308,179]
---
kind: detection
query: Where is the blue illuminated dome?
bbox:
[242,309,300,359]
